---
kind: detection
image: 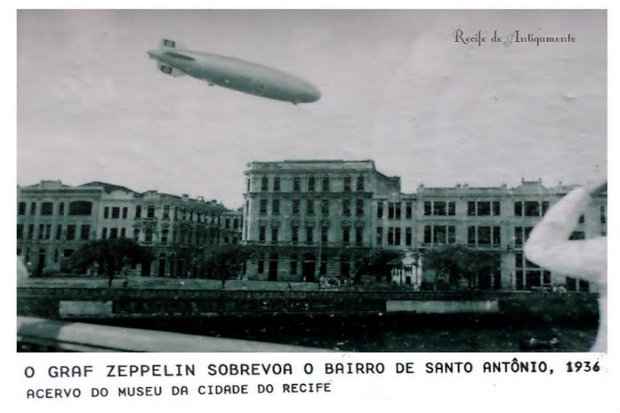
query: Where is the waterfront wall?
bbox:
[386,299,500,314]
[17,286,599,324]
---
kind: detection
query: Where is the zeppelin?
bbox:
[147,38,321,105]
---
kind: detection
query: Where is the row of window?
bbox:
[423,201,456,217]
[376,226,414,247]
[423,200,528,217]
[467,226,502,246]
[406,200,603,221]
[105,206,135,219]
[255,254,352,279]
[259,198,365,217]
[18,223,230,247]
[253,175,365,193]
[255,198,603,221]
[421,225,504,246]
[256,225,419,247]
[468,201,501,217]
[100,227,209,245]
[515,270,552,290]
[250,224,596,248]
[377,202,413,220]
[423,225,456,245]
[18,201,238,227]
[17,201,93,217]
[418,225,591,248]
[514,201,549,217]
[106,204,235,226]
[17,223,91,241]
[257,225,365,246]
[134,227,226,246]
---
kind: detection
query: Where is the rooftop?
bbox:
[80,181,137,194]
[246,159,377,172]
[18,180,234,210]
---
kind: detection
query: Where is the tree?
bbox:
[203,244,259,283]
[169,244,204,278]
[65,238,154,278]
[423,245,500,289]
[353,249,403,283]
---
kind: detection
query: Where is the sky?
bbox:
[17,10,606,208]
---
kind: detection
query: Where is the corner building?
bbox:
[243,160,399,281]
[414,179,605,292]
[17,180,242,277]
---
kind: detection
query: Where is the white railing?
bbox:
[17,316,328,352]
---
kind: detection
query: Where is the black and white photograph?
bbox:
[16,9,607,354]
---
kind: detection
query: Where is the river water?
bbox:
[96,314,599,352]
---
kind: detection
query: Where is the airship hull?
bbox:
[148,41,321,104]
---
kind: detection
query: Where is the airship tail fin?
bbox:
[159,38,187,49]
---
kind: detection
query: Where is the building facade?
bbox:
[414,179,606,292]
[17,180,242,277]
[243,161,606,291]
[243,160,400,282]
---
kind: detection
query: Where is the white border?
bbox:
[4,2,618,412]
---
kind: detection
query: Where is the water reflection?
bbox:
[82,314,598,352]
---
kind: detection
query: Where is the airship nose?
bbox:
[309,85,321,102]
[302,83,321,102]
